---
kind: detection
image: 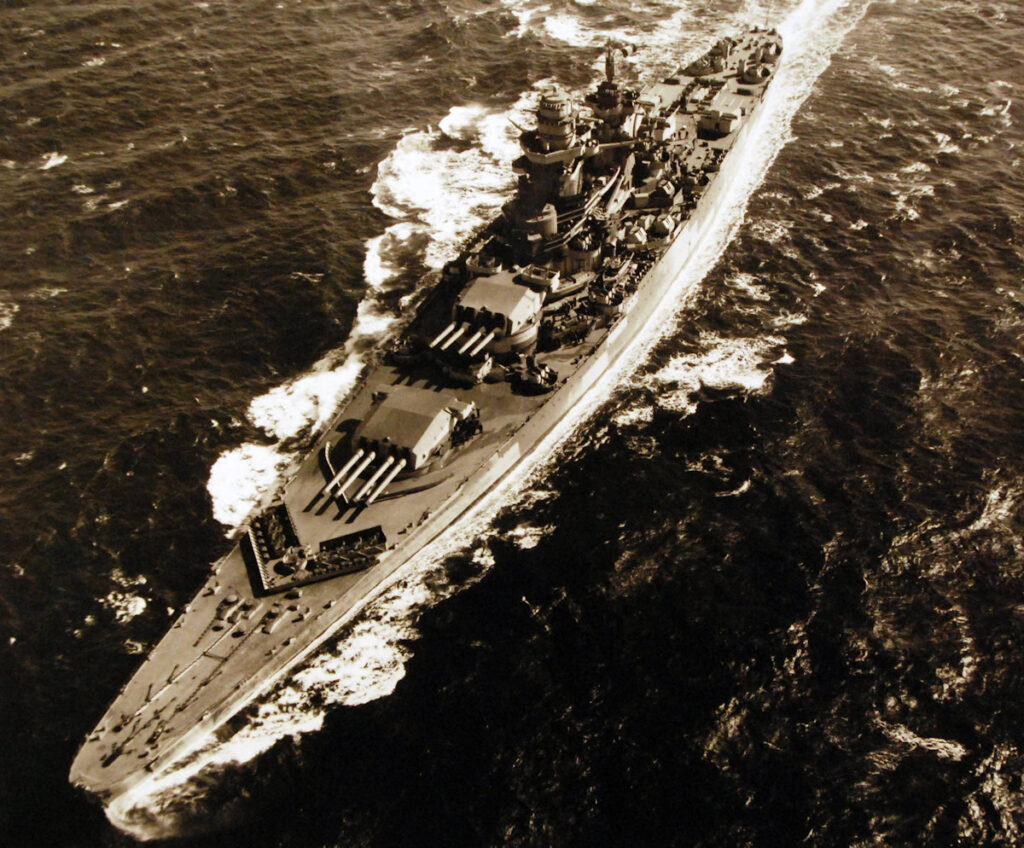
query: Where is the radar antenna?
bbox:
[604,41,631,83]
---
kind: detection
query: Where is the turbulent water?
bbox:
[3,0,1024,844]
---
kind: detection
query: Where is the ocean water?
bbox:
[2,0,1024,844]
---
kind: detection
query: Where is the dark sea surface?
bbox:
[3,0,1024,845]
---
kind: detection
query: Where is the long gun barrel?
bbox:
[335,450,376,501]
[353,455,396,503]
[439,324,467,351]
[458,328,485,356]
[320,448,364,496]
[594,140,641,151]
[364,458,408,506]
[467,330,496,358]
[429,322,458,348]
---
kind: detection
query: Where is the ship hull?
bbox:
[70,30,781,817]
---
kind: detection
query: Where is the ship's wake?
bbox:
[109,0,874,837]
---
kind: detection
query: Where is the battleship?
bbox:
[70,27,783,814]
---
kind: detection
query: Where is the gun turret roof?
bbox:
[357,385,473,469]
[458,271,544,332]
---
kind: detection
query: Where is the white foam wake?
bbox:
[648,332,786,416]
[366,95,531,278]
[505,0,795,84]
[0,298,18,333]
[100,568,149,625]
[128,0,874,833]
[39,151,68,170]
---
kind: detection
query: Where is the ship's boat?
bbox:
[70,26,783,813]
